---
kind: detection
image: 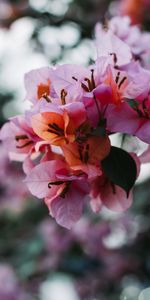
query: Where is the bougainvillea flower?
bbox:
[1,23,150,228]
[31,102,87,146]
[90,153,140,213]
[90,174,133,213]
[0,116,40,159]
[22,144,62,175]
[62,136,110,178]
[31,111,74,146]
[51,64,91,103]
[24,66,55,104]
[106,99,150,144]
[95,29,132,67]
[103,66,128,105]
[123,62,150,100]
[82,67,128,128]
[95,16,150,68]
[25,160,89,228]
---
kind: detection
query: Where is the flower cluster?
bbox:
[95,16,150,69]
[1,25,150,228]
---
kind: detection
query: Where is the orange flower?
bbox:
[104,68,128,105]
[31,111,75,146]
[62,136,111,171]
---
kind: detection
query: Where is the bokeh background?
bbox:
[0,0,150,299]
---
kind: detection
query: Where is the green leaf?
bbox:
[127,99,139,109]
[101,146,137,196]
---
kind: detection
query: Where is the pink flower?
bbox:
[95,16,150,68]
[123,62,150,100]
[95,29,132,67]
[106,99,150,144]
[50,64,91,103]
[0,116,40,160]
[24,67,55,104]
[90,153,140,213]
[90,174,133,213]
[25,160,89,228]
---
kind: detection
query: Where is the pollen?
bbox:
[37,81,50,100]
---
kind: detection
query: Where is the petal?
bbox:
[25,160,66,198]
[136,121,150,144]
[100,183,133,212]
[46,181,87,229]
[52,64,90,102]
[95,30,132,66]
[106,103,140,135]
[139,145,150,164]
[24,67,53,103]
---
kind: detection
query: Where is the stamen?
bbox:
[91,69,96,89]
[60,182,71,198]
[84,78,92,92]
[48,123,64,136]
[81,82,89,92]
[118,77,127,89]
[115,72,120,84]
[110,53,117,66]
[51,123,64,133]
[16,141,33,149]
[50,123,64,133]
[43,94,52,103]
[72,76,78,81]
[47,129,62,136]
[48,181,65,188]
[61,89,67,105]
[15,135,28,141]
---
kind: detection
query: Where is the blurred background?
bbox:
[0,0,150,299]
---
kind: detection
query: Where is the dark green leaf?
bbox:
[101,146,137,196]
[127,99,139,109]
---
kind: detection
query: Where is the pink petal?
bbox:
[46,181,87,229]
[136,121,150,144]
[100,183,133,212]
[63,102,86,127]
[24,67,53,103]
[83,93,99,127]
[106,103,140,135]
[23,156,35,174]
[94,84,113,105]
[52,64,90,102]
[25,160,66,198]
[95,30,132,66]
[139,145,150,163]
